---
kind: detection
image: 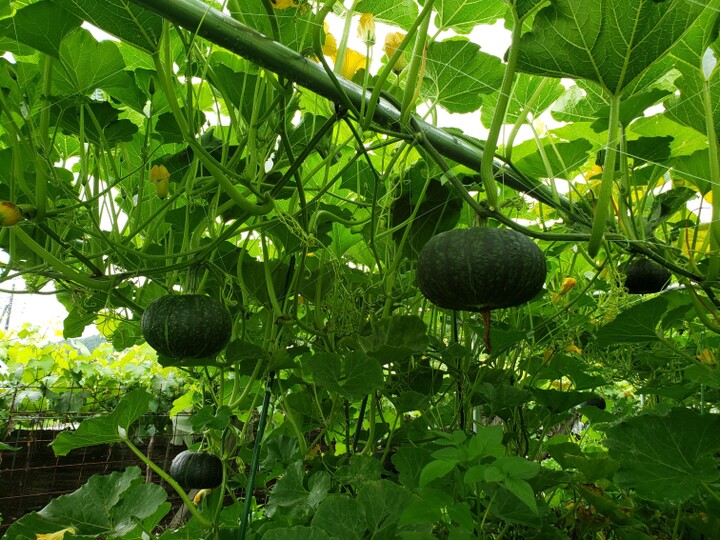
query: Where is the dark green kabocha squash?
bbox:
[169,450,223,490]
[416,228,547,311]
[141,294,232,359]
[622,257,671,294]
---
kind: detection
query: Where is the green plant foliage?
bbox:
[302,351,384,402]
[430,0,506,34]
[424,38,504,113]
[516,0,710,94]
[51,388,152,455]
[1,0,720,538]
[606,408,720,502]
[3,466,169,539]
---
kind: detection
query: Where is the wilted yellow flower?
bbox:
[585,164,603,180]
[698,348,717,366]
[193,488,212,504]
[558,277,577,295]
[564,343,582,355]
[36,528,77,540]
[383,32,407,72]
[270,0,299,8]
[150,164,170,199]
[339,48,367,80]
[550,379,572,391]
[323,22,337,59]
[358,13,375,45]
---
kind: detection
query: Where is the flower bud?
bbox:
[384,32,407,72]
[358,13,375,45]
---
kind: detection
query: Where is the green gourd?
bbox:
[622,258,671,294]
[169,450,223,490]
[416,228,547,311]
[141,294,232,359]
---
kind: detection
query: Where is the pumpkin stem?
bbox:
[481,309,492,354]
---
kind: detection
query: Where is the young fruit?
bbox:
[622,257,671,294]
[141,294,232,359]
[169,450,223,490]
[416,227,547,312]
[150,164,170,199]
[0,201,23,226]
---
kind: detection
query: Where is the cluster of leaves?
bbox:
[0,326,186,433]
[1,0,720,539]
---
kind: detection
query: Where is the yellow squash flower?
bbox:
[383,32,407,72]
[339,48,367,80]
[323,22,337,59]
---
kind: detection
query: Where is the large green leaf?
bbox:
[51,388,152,455]
[513,138,593,180]
[358,315,429,364]
[355,0,419,31]
[265,461,332,521]
[303,351,384,402]
[53,28,141,105]
[52,0,162,53]
[594,296,668,347]
[605,408,720,503]
[263,527,334,540]
[664,15,720,136]
[480,73,565,129]
[357,480,415,536]
[431,0,506,33]
[516,0,712,95]
[424,37,504,113]
[311,494,367,540]
[3,466,168,538]
[0,0,81,58]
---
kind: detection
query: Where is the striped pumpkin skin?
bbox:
[141,294,232,359]
[416,228,547,311]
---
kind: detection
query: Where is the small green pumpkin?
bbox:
[169,450,223,490]
[622,258,671,294]
[416,228,547,311]
[141,294,232,359]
